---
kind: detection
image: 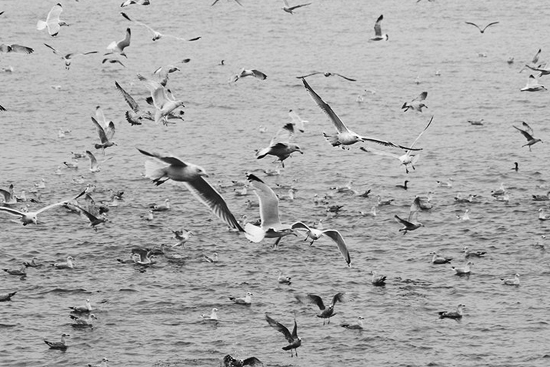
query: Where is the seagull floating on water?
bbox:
[341,316,364,330]
[138,148,244,232]
[265,313,301,357]
[70,313,97,328]
[229,292,253,305]
[430,252,452,264]
[371,271,386,286]
[513,121,542,151]
[463,246,486,258]
[439,304,465,319]
[3,265,26,277]
[501,273,520,286]
[53,256,75,269]
[0,291,17,302]
[200,307,218,321]
[37,3,68,37]
[44,333,69,350]
[277,270,291,285]
[452,261,473,275]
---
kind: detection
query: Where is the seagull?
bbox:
[70,298,92,313]
[524,63,550,77]
[221,355,263,367]
[452,261,473,275]
[121,0,150,6]
[37,3,68,37]
[3,265,26,276]
[212,0,243,6]
[395,197,424,234]
[430,252,452,264]
[513,122,542,151]
[203,252,218,263]
[24,257,43,268]
[456,208,470,221]
[200,307,218,321]
[90,117,116,152]
[0,44,34,54]
[229,292,253,305]
[437,178,453,187]
[0,184,17,205]
[43,43,97,70]
[121,12,200,42]
[0,200,67,225]
[377,195,394,206]
[290,221,351,267]
[539,208,549,221]
[296,71,356,82]
[439,304,465,319]
[70,313,97,328]
[464,21,499,33]
[467,118,484,126]
[288,109,307,132]
[0,291,17,302]
[53,256,75,269]
[359,205,377,217]
[370,15,388,41]
[230,68,267,82]
[106,28,131,58]
[463,246,486,258]
[341,316,364,330]
[277,270,291,285]
[138,149,244,232]
[520,75,546,92]
[371,271,386,286]
[70,203,108,229]
[87,357,110,367]
[265,313,301,357]
[114,81,153,126]
[150,198,171,212]
[44,334,70,350]
[255,123,303,167]
[519,49,543,73]
[169,227,192,245]
[85,151,100,172]
[297,292,345,324]
[501,273,520,286]
[302,78,420,149]
[153,65,181,87]
[282,0,311,14]
[243,173,296,247]
[402,92,428,112]
[137,73,185,125]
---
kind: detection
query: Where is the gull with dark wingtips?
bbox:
[0,44,34,54]
[464,21,499,34]
[138,148,244,232]
[44,43,97,70]
[0,200,67,225]
[402,91,428,112]
[114,81,153,125]
[255,122,303,167]
[291,221,351,267]
[37,3,68,37]
[105,28,131,58]
[395,197,424,234]
[229,292,253,305]
[265,313,301,357]
[513,121,542,151]
[44,334,69,350]
[121,12,200,42]
[370,15,388,41]
[296,71,356,82]
[302,78,421,150]
[91,117,116,152]
[230,68,267,82]
[282,0,311,14]
[137,73,185,125]
[520,75,546,92]
[439,304,465,319]
[297,292,345,324]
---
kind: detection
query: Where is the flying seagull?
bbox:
[520,75,546,91]
[243,173,296,246]
[297,292,345,325]
[137,73,185,125]
[265,313,301,357]
[105,28,131,58]
[513,121,542,151]
[44,43,97,70]
[230,68,267,82]
[256,122,303,167]
[0,200,67,225]
[394,197,424,234]
[282,0,312,14]
[221,354,263,367]
[402,91,428,112]
[37,3,68,37]
[296,71,356,81]
[138,148,244,232]
[360,116,434,173]
[121,0,150,6]
[302,78,421,150]
[290,221,351,267]
[0,44,34,54]
[121,12,200,42]
[464,21,499,33]
[212,0,243,6]
[370,15,388,41]
[90,117,116,152]
[114,81,154,125]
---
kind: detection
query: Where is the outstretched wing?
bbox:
[464,22,482,32]
[413,91,428,102]
[265,314,292,343]
[115,81,140,112]
[137,148,187,167]
[270,123,295,145]
[302,78,350,133]
[90,117,108,143]
[321,230,351,266]
[374,14,383,36]
[44,43,60,55]
[407,115,434,151]
[246,173,281,230]
[333,73,356,82]
[481,21,499,32]
[513,125,533,141]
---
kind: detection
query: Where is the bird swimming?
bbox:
[439,304,465,319]
[44,333,69,350]
[228,292,253,305]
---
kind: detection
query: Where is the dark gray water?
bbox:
[1,0,550,366]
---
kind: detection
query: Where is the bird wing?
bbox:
[302,293,325,310]
[105,121,116,140]
[331,292,346,306]
[409,197,422,220]
[407,115,433,151]
[464,22,481,32]
[119,27,132,49]
[71,203,100,223]
[0,206,24,218]
[522,121,534,136]
[251,69,267,80]
[283,0,290,7]
[413,91,428,102]
[321,230,351,266]
[95,106,108,127]
[359,146,400,159]
[137,74,168,108]
[394,214,413,226]
[184,176,244,232]
[90,117,108,143]
[290,3,312,11]
[333,73,356,81]
[513,125,533,141]
[288,110,307,132]
[9,44,34,54]
[291,318,298,339]
[374,14,383,36]
[247,174,282,230]
[121,12,156,36]
[86,150,98,168]
[44,43,60,55]
[115,81,140,112]
[137,148,187,167]
[270,123,295,145]
[47,3,63,22]
[290,221,311,232]
[265,314,293,342]
[481,21,499,32]
[35,201,66,215]
[296,71,323,78]
[360,135,421,151]
[302,78,350,133]
[532,48,542,64]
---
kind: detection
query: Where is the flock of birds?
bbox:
[1,1,549,366]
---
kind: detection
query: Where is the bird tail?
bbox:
[36,20,47,30]
[244,223,265,243]
[322,132,340,147]
[143,160,168,185]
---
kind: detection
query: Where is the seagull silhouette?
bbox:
[464,21,499,33]
[265,313,301,357]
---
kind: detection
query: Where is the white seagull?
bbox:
[121,12,200,42]
[37,3,68,37]
[501,273,520,286]
[394,197,424,234]
[370,15,388,41]
[230,68,267,82]
[138,148,244,232]
[200,307,219,321]
[114,81,154,126]
[288,109,307,132]
[43,43,97,70]
[296,71,356,82]
[291,221,351,267]
[520,75,546,92]
[402,91,428,112]
[137,73,185,125]
[106,28,131,58]
[256,122,303,167]
[513,121,542,151]
[91,117,116,152]
[0,201,67,225]
[360,116,433,173]
[85,151,100,172]
[0,44,34,54]
[302,78,419,150]
[243,173,296,246]
[229,292,252,305]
